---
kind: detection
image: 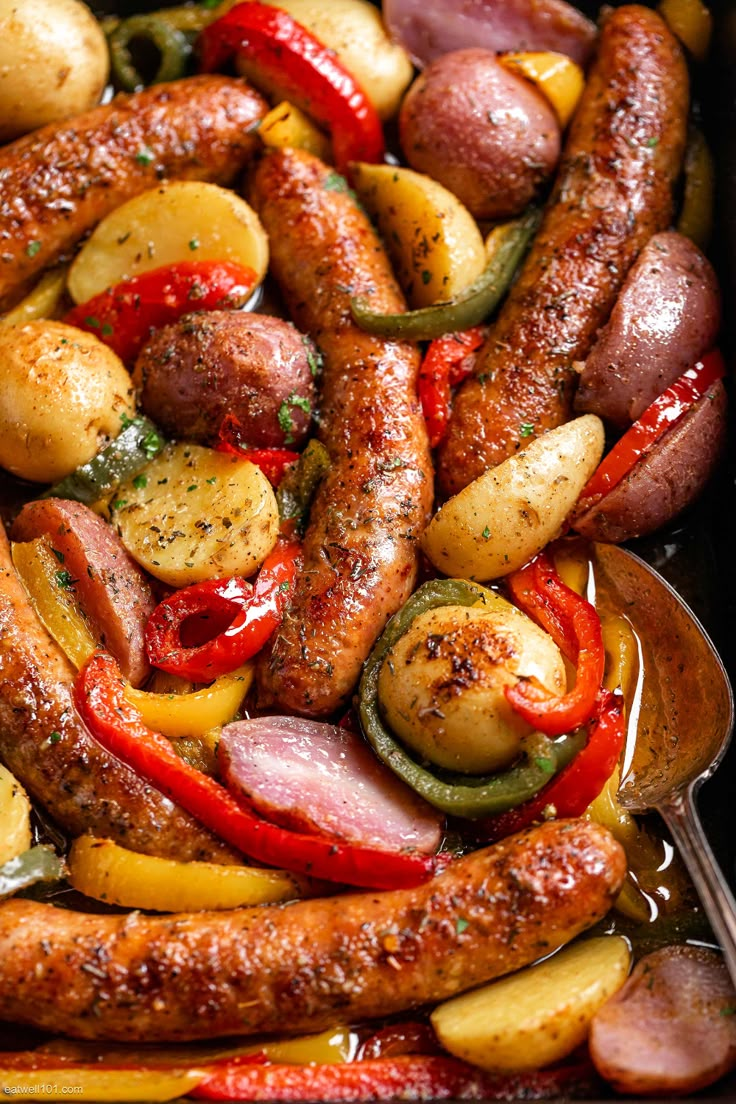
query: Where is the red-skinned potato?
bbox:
[11,499,155,687]
[134,312,317,449]
[575,232,721,429]
[590,945,736,1096]
[573,380,726,543]
[399,49,561,220]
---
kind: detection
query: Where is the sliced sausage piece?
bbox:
[575,232,721,428]
[249,148,433,717]
[0,76,268,311]
[573,381,727,543]
[134,311,317,449]
[0,819,625,1042]
[219,716,443,853]
[437,5,689,498]
[0,522,237,863]
[11,498,155,687]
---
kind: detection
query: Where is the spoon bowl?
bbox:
[592,542,736,982]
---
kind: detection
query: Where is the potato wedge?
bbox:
[351,163,486,309]
[112,443,279,587]
[0,764,32,866]
[431,936,631,1073]
[67,182,269,305]
[257,0,413,120]
[422,415,604,580]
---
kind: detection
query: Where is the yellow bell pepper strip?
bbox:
[0,845,65,901]
[0,1060,204,1102]
[144,541,301,682]
[259,100,331,161]
[504,552,605,735]
[198,2,384,175]
[190,1053,601,1101]
[498,51,584,128]
[11,537,97,670]
[75,651,438,889]
[350,207,540,341]
[677,125,715,249]
[658,0,712,60]
[0,265,67,325]
[0,764,32,865]
[68,834,312,910]
[124,665,252,738]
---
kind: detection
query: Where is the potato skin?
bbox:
[399,49,560,220]
[574,381,727,543]
[575,232,721,429]
[0,321,135,483]
[135,311,316,448]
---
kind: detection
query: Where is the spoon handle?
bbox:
[660,788,736,987]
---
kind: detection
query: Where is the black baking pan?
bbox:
[2,0,735,1099]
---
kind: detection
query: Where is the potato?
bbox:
[0,764,32,866]
[67,183,269,306]
[377,595,566,773]
[112,443,279,587]
[0,0,109,142]
[254,0,413,120]
[0,321,135,483]
[431,936,631,1073]
[399,49,561,220]
[351,163,486,309]
[590,946,736,1096]
[423,415,604,581]
[134,312,317,449]
[258,101,331,162]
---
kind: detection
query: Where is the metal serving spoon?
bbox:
[591,542,736,983]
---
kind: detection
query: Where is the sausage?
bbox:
[249,148,433,717]
[0,76,268,312]
[575,231,721,429]
[11,498,156,688]
[0,818,626,1042]
[0,522,236,863]
[437,5,689,498]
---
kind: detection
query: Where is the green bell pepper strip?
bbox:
[358,579,585,819]
[349,207,541,342]
[42,416,165,506]
[276,439,331,533]
[0,846,65,901]
[107,15,192,92]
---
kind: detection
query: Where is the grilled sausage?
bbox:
[249,149,433,717]
[0,818,625,1042]
[0,76,268,312]
[437,5,689,498]
[0,523,236,863]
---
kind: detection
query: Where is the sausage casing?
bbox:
[437,5,689,497]
[0,524,236,863]
[0,76,267,311]
[249,149,432,717]
[0,819,625,1042]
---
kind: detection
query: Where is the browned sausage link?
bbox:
[250,149,432,717]
[0,76,268,311]
[0,819,626,1042]
[437,5,689,498]
[0,524,237,863]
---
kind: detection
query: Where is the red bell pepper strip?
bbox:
[575,349,725,517]
[506,553,579,663]
[74,650,438,889]
[144,542,300,682]
[418,327,486,448]
[198,2,384,174]
[216,413,299,485]
[191,1054,601,1101]
[476,689,626,843]
[64,261,257,364]
[504,552,605,736]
